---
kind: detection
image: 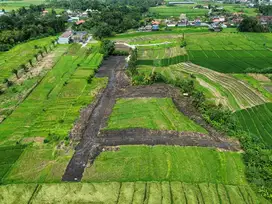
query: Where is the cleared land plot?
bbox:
[186,32,272,73]
[0,145,26,182]
[0,36,56,83]
[105,98,207,133]
[149,5,208,19]
[3,145,73,183]
[1,182,267,204]
[0,44,107,145]
[83,146,246,185]
[233,103,272,148]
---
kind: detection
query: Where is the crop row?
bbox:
[179,63,267,109]
[1,182,266,204]
[0,44,106,145]
[234,103,272,148]
[83,146,246,185]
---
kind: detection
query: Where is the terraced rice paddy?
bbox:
[83,146,246,184]
[1,181,267,204]
[233,103,272,148]
[149,5,208,19]
[0,36,56,83]
[0,44,107,145]
[105,98,207,133]
[186,33,272,73]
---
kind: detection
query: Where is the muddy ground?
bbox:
[62,56,241,182]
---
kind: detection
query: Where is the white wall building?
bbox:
[58,31,72,44]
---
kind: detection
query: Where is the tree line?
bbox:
[0,5,66,51]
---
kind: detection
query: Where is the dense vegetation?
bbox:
[0,5,66,51]
[238,17,269,33]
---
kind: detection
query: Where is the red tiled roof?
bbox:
[76,20,85,25]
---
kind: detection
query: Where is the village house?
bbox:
[58,31,73,44]
[76,20,85,25]
[258,16,272,25]
[138,25,152,32]
[72,31,88,43]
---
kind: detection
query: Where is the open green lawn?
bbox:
[0,44,107,145]
[233,103,272,148]
[105,98,207,133]
[1,181,268,204]
[83,146,246,185]
[186,32,272,73]
[149,5,208,19]
[0,36,56,83]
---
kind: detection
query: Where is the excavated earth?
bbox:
[62,56,241,182]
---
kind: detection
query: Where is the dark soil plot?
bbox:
[0,145,26,181]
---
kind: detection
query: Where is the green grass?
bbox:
[0,44,107,145]
[0,36,56,83]
[185,32,272,73]
[149,5,208,19]
[0,145,26,182]
[1,182,267,204]
[3,145,73,183]
[105,98,207,133]
[232,74,272,101]
[83,146,246,185]
[0,45,69,120]
[233,103,272,148]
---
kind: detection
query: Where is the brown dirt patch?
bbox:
[248,73,271,82]
[22,137,44,144]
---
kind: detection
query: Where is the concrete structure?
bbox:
[58,31,73,44]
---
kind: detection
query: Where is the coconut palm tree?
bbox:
[12,69,19,79]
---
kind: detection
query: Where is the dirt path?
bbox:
[62,56,241,182]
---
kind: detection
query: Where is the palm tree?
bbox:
[44,46,48,53]
[34,53,38,61]
[3,78,13,87]
[12,69,19,79]
[20,64,28,72]
[28,59,33,67]
[38,50,44,58]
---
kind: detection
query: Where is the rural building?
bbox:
[209,23,223,32]
[168,1,195,5]
[152,20,160,25]
[258,16,272,25]
[76,20,85,25]
[194,18,201,26]
[152,24,159,31]
[138,25,152,32]
[72,31,88,43]
[58,31,73,44]
[0,11,5,16]
[68,16,80,22]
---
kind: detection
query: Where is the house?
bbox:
[152,24,159,31]
[58,31,73,44]
[151,20,160,25]
[0,11,5,16]
[138,25,153,32]
[76,20,85,25]
[72,31,88,43]
[209,23,223,32]
[194,18,201,26]
[258,16,272,25]
[68,17,80,22]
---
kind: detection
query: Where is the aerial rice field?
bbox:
[105,98,207,133]
[1,181,268,204]
[0,45,69,121]
[0,36,56,83]
[233,103,272,148]
[83,146,246,185]
[186,32,272,73]
[0,44,107,145]
[0,0,47,11]
[149,5,208,19]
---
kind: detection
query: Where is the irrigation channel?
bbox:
[62,56,240,182]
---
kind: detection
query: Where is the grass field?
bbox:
[0,45,69,122]
[186,32,272,73]
[3,145,73,183]
[149,5,208,19]
[0,145,26,182]
[233,103,272,148]
[0,44,107,145]
[83,146,246,185]
[105,98,207,133]
[137,63,267,110]
[0,36,56,84]
[1,182,268,204]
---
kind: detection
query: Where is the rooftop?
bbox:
[60,31,72,38]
